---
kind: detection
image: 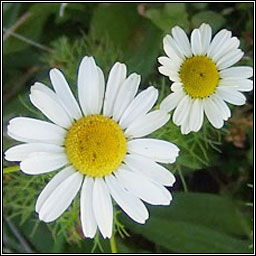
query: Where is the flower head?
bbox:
[5,57,179,239]
[159,23,253,134]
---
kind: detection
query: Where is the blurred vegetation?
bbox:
[3,2,253,253]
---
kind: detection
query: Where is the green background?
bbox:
[3,2,253,253]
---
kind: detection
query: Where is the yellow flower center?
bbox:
[179,56,219,98]
[65,115,127,177]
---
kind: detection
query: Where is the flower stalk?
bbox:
[110,234,118,253]
[3,165,20,175]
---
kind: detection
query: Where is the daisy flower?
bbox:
[5,57,179,239]
[158,23,253,134]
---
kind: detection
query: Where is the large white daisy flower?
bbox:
[5,56,179,239]
[158,23,253,134]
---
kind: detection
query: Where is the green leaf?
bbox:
[129,218,250,253]
[177,152,204,170]
[192,11,226,32]
[125,18,162,80]
[190,3,208,10]
[91,3,162,80]
[91,3,139,51]
[3,3,22,27]
[145,3,189,33]
[116,237,152,253]
[20,221,55,253]
[236,3,253,11]
[154,192,250,237]
[120,192,251,253]
[247,128,253,166]
[4,48,40,70]
[4,3,59,55]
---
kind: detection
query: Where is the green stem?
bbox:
[177,165,188,192]
[110,234,117,253]
[3,165,20,175]
[3,27,53,52]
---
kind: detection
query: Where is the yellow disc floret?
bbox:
[179,56,219,98]
[65,115,127,177]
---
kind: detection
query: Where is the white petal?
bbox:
[216,86,246,106]
[20,152,68,175]
[164,34,185,59]
[80,177,97,239]
[211,37,240,63]
[211,94,231,121]
[30,82,65,108]
[158,66,171,77]
[158,66,180,81]
[103,62,127,117]
[124,154,176,186]
[49,68,82,120]
[119,86,158,129]
[219,78,253,92]
[31,82,55,96]
[105,174,149,224]
[216,49,244,70]
[35,166,75,213]
[112,73,140,122]
[127,138,179,164]
[30,86,72,128]
[203,97,224,128]
[171,82,182,92]
[191,29,203,56]
[171,26,192,58]
[96,66,105,114]
[237,80,253,92]
[125,110,170,138]
[189,99,204,132]
[180,116,192,135]
[115,168,172,205]
[160,89,185,112]
[163,35,183,65]
[158,56,180,71]
[93,178,113,239]
[4,143,64,161]
[173,95,191,125]
[207,29,231,58]
[31,82,75,125]
[219,66,253,79]
[38,171,83,222]
[77,56,100,115]
[199,23,212,55]
[7,117,66,145]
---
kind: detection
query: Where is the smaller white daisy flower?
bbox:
[158,23,253,134]
[5,56,179,239]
